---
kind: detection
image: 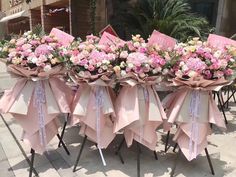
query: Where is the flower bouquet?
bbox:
[0,31,73,153]
[164,37,235,160]
[68,33,125,150]
[113,32,174,150]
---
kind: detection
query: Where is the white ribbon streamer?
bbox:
[189,90,200,159]
[139,86,149,142]
[94,86,106,166]
[33,80,47,148]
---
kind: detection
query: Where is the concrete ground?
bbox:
[1,99,236,177]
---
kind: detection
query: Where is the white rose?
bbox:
[96,62,102,67]
[152,69,158,74]
[127,63,134,68]
[44,65,52,72]
[31,57,38,64]
[213,50,222,58]
[179,61,185,66]
[120,61,126,68]
[133,42,140,48]
[121,70,127,77]
[188,71,197,77]
[141,43,147,48]
[102,59,108,64]
[176,70,183,78]
[84,64,88,69]
[120,51,128,58]
[48,54,53,59]
[162,68,169,75]
[102,65,108,70]
[182,65,189,72]
[156,66,162,72]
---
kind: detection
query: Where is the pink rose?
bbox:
[120,51,128,58]
[16,38,26,46]
[139,47,147,53]
[127,41,136,51]
[214,70,224,78]
[159,58,166,66]
[22,44,32,51]
[30,40,40,46]
[88,65,95,71]
[203,70,212,79]
[224,69,233,76]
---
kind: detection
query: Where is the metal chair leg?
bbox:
[115,137,125,155]
[173,143,178,153]
[205,148,215,175]
[29,149,35,177]
[117,151,125,164]
[165,131,170,152]
[153,151,158,160]
[115,137,125,164]
[217,92,228,124]
[232,88,236,103]
[223,89,236,107]
[57,134,70,155]
[226,87,230,109]
[73,135,87,172]
[137,142,141,177]
[58,114,69,147]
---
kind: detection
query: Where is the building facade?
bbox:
[0,0,107,39]
[188,0,236,37]
[0,0,236,39]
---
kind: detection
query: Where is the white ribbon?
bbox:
[94,86,106,166]
[139,86,149,142]
[189,90,200,159]
[33,80,47,148]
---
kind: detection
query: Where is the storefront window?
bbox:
[189,0,219,26]
[9,0,23,8]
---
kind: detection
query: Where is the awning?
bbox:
[0,11,29,23]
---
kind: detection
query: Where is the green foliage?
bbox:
[111,0,211,42]
[231,33,236,40]
[32,24,45,37]
[90,0,97,34]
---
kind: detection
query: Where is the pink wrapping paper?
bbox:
[0,65,73,154]
[165,77,227,161]
[71,80,116,149]
[114,82,166,151]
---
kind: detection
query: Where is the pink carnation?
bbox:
[224,69,233,76]
[35,44,53,56]
[186,57,207,72]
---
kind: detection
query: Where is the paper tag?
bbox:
[148,30,176,50]
[99,32,125,46]
[50,28,74,46]
[207,34,236,49]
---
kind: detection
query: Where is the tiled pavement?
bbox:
[1,96,236,176]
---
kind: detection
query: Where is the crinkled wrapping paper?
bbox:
[165,77,228,161]
[114,76,167,151]
[71,78,116,149]
[0,65,73,154]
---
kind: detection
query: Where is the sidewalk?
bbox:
[1,102,236,177]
